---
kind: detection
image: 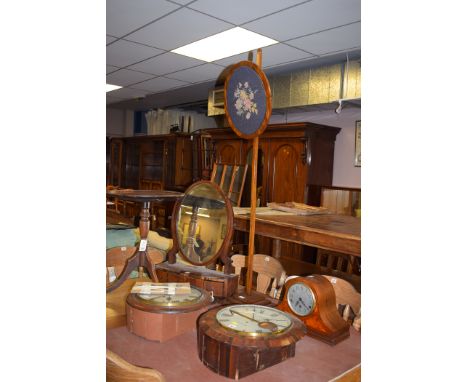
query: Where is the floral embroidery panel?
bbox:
[226,66,268,136]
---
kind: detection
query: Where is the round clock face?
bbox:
[216,304,292,335]
[287,282,316,316]
[137,286,203,307]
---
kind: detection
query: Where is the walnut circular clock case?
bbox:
[126,285,212,342]
[276,275,350,345]
[197,304,306,379]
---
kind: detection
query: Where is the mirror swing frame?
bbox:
[166,180,235,272]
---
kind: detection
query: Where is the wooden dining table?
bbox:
[233,212,361,258]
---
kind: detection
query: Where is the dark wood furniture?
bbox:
[191,130,214,181]
[106,189,184,293]
[233,212,361,291]
[234,213,360,257]
[108,133,193,191]
[205,122,341,266]
[205,122,340,207]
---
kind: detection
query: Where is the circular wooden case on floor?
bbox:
[197,305,306,379]
[126,285,212,342]
[276,275,350,345]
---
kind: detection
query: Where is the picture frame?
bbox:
[354,120,361,167]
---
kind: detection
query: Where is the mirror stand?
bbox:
[157,181,238,298]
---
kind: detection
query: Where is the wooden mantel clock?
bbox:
[126,285,212,342]
[276,275,350,345]
[197,304,306,379]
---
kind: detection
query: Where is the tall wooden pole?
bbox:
[245,49,262,295]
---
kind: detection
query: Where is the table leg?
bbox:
[273,239,282,259]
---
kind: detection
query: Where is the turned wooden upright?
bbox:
[223,49,272,300]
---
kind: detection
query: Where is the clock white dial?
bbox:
[287,282,316,316]
[216,304,292,335]
[137,286,203,306]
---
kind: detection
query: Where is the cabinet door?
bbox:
[123,142,141,189]
[267,140,307,203]
[109,139,123,186]
[174,137,192,186]
[140,139,165,187]
[214,140,244,165]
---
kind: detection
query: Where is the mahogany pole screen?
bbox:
[224,50,272,295]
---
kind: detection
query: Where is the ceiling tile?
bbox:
[107,35,117,44]
[128,52,204,76]
[214,43,314,68]
[130,76,191,92]
[165,63,223,83]
[287,23,360,55]
[188,0,307,25]
[107,65,120,74]
[243,0,361,41]
[107,39,164,67]
[169,0,193,4]
[108,87,152,100]
[106,0,180,37]
[106,69,155,87]
[125,8,232,50]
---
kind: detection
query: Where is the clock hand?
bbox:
[229,309,278,331]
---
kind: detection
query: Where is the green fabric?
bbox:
[106,229,137,249]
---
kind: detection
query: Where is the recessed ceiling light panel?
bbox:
[171,27,278,62]
[106,84,122,92]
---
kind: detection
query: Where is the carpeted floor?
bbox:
[107,325,360,382]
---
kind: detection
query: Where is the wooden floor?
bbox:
[107,325,361,382]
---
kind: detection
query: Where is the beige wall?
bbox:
[106,108,134,137]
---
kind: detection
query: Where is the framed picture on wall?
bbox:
[354,120,361,167]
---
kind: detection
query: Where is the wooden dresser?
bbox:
[108,133,193,191]
[108,133,193,229]
[204,122,341,270]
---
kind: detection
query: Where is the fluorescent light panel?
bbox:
[106,84,122,92]
[171,27,278,62]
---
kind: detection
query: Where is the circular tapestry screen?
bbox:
[224,61,271,139]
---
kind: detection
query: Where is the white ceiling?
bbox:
[106,0,361,109]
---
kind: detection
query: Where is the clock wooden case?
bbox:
[276,275,350,345]
[197,304,306,379]
[126,285,212,342]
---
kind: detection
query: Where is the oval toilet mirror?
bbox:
[173,181,233,266]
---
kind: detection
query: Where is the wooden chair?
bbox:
[231,254,287,299]
[323,275,361,331]
[211,163,248,207]
[313,185,362,292]
[313,250,361,292]
[320,186,361,217]
[106,349,166,382]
